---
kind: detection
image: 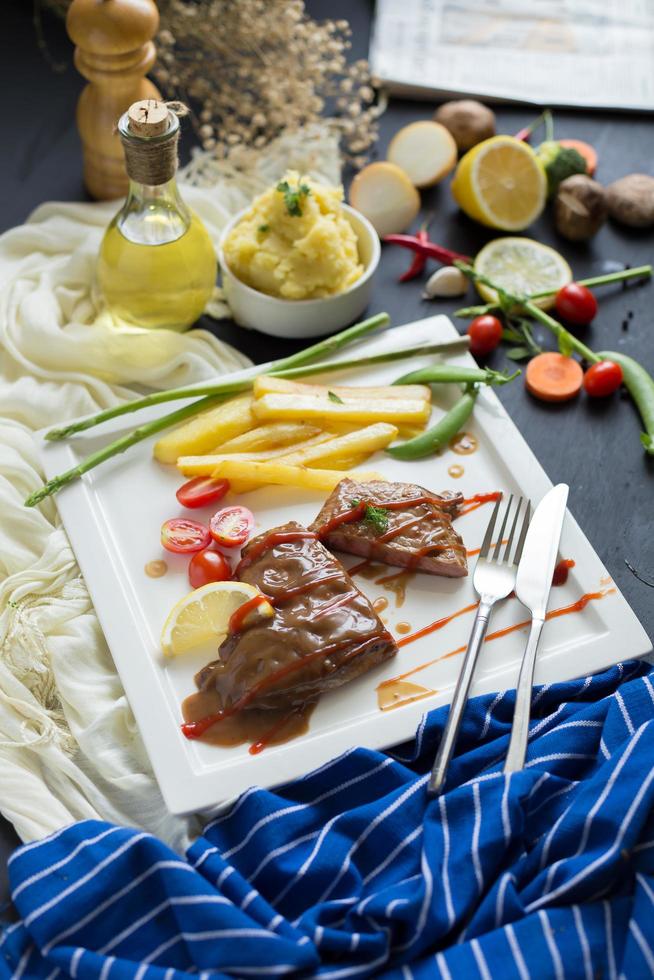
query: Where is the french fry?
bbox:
[211,433,333,460]
[208,459,383,492]
[275,423,398,467]
[253,393,431,426]
[153,394,255,464]
[253,376,430,403]
[217,421,323,453]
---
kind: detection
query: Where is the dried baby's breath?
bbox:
[41,0,383,167]
[154,0,383,167]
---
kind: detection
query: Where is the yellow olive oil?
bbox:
[97,100,217,331]
[98,212,217,331]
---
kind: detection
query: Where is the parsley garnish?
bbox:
[351,499,389,534]
[276,179,311,217]
[328,390,344,404]
[258,223,270,233]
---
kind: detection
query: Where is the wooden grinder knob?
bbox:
[67,0,161,200]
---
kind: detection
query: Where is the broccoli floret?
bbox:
[537,140,587,196]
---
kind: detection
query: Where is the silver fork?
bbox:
[427,494,531,796]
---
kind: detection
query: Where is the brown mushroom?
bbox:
[554,174,608,241]
[433,100,496,152]
[606,174,654,228]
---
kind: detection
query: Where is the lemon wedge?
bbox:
[451,136,547,231]
[161,582,274,657]
[474,237,572,311]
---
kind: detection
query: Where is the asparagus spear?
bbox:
[25,336,470,507]
[46,312,392,442]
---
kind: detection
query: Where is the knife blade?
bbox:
[504,483,569,772]
[515,483,569,618]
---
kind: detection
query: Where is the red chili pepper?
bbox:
[398,229,429,282]
[383,234,472,266]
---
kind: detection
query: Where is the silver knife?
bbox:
[504,483,569,773]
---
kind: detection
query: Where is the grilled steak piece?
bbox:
[194,521,398,712]
[310,478,468,578]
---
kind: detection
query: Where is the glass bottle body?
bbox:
[97,178,217,331]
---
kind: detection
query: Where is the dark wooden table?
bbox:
[1,0,652,907]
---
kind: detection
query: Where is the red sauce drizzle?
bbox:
[552,558,575,586]
[249,707,303,756]
[396,601,479,647]
[458,492,502,517]
[228,595,271,634]
[379,588,616,689]
[236,529,317,574]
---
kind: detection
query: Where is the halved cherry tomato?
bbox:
[188,548,232,588]
[210,506,255,548]
[161,518,211,554]
[555,283,598,325]
[583,360,623,397]
[467,315,503,357]
[176,476,230,509]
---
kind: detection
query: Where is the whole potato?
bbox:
[606,174,654,228]
[434,100,496,152]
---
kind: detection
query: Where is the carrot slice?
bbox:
[525,352,583,402]
[558,139,597,176]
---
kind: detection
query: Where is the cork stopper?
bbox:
[117,100,184,186]
[127,99,170,138]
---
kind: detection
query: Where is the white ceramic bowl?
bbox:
[217,203,380,338]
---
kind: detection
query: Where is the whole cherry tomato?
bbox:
[467,315,503,357]
[188,548,232,588]
[161,518,211,554]
[555,283,598,325]
[176,476,230,509]
[210,505,255,548]
[583,360,623,397]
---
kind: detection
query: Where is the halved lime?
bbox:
[474,237,572,311]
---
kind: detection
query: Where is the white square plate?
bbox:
[38,316,651,815]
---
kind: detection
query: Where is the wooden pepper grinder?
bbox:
[66,0,161,200]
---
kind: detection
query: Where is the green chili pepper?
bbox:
[394,365,518,387]
[599,351,654,455]
[386,388,478,460]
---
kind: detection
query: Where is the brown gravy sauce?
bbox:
[374,569,414,608]
[145,560,168,578]
[373,596,389,613]
[378,680,435,712]
[182,687,315,753]
[448,464,464,478]
[396,621,411,635]
[449,431,478,455]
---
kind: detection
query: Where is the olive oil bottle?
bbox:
[97,100,217,331]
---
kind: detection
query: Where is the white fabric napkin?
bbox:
[0,124,341,853]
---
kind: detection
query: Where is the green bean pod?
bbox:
[394,365,519,388]
[386,388,478,460]
[599,350,654,455]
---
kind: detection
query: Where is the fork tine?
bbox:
[502,496,523,563]
[492,494,514,560]
[513,500,531,565]
[478,493,503,559]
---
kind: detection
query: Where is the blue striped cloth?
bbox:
[2,660,654,979]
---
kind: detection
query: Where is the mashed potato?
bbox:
[223,171,363,300]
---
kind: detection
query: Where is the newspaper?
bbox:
[370,0,654,111]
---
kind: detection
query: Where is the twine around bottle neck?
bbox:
[117,102,188,186]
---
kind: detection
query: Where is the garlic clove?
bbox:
[422,266,468,299]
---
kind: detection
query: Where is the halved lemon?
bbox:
[160,582,274,657]
[451,136,547,231]
[474,237,572,311]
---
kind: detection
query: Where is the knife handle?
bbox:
[428,599,494,796]
[504,617,545,773]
